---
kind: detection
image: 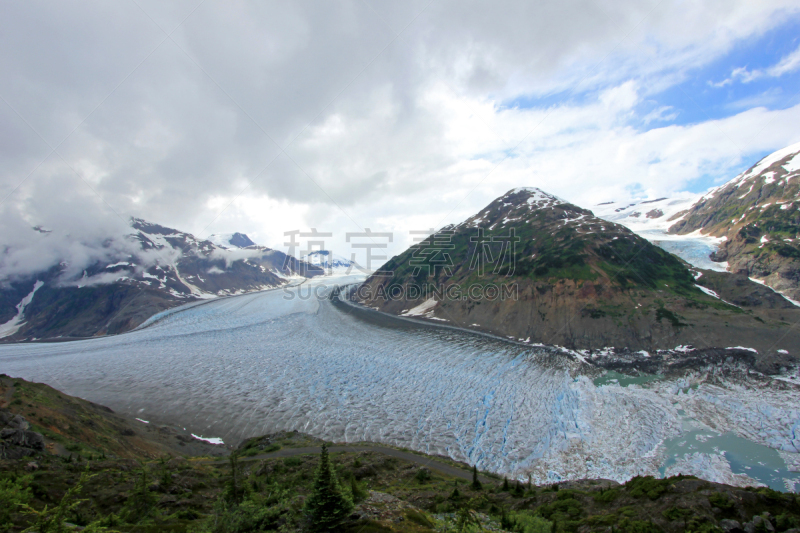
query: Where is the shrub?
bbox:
[415,468,432,483]
[192,498,290,533]
[508,511,552,533]
[405,509,436,528]
[118,466,159,524]
[593,488,619,502]
[626,476,670,500]
[708,492,734,511]
[0,475,32,529]
[349,476,368,504]
[283,457,303,468]
[662,506,692,522]
[617,518,663,532]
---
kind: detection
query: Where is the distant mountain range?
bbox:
[301,250,361,274]
[358,187,800,360]
[593,143,800,303]
[3,143,799,352]
[0,219,323,341]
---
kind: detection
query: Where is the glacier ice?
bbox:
[0,275,797,490]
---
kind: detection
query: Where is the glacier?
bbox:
[0,275,798,491]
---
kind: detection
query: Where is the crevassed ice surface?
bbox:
[0,275,798,490]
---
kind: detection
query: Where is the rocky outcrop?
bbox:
[0,411,45,460]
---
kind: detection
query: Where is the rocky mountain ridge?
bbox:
[0,219,322,341]
[669,142,800,300]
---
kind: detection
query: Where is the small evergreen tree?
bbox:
[349,476,367,503]
[304,443,354,531]
[502,477,510,491]
[121,466,158,523]
[471,465,482,491]
[225,453,243,504]
[500,507,513,529]
[514,480,524,496]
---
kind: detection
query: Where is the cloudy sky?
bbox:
[1,0,800,272]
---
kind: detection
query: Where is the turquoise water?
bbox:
[593,370,664,388]
[658,427,800,492]
[595,371,799,492]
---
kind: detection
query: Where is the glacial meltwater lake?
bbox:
[1,275,798,491]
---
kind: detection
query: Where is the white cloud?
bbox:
[1,0,800,274]
[711,43,800,86]
[767,44,800,76]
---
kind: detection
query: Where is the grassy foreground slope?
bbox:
[3,375,800,532]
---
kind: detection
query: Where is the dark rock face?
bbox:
[0,410,45,459]
[228,233,256,248]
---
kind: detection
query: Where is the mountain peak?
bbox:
[460,187,583,230]
[207,232,256,249]
[502,187,565,209]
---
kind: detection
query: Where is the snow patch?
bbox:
[191,434,224,445]
[0,281,44,339]
[401,298,439,318]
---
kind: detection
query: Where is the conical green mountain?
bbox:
[358,188,800,357]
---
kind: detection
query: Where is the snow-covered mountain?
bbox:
[668,142,800,301]
[301,250,361,274]
[592,195,697,232]
[207,232,256,249]
[592,195,730,272]
[0,219,321,341]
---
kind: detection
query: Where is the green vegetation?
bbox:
[655,307,688,328]
[5,377,800,533]
[303,443,354,531]
[0,475,32,530]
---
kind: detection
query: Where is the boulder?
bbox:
[8,414,30,430]
[0,427,45,451]
[720,519,744,532]
[745,515,775,533]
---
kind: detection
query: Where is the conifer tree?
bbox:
[304,443,354,531]
[502,477,510,491]
[225,452,243,503]
[471,465,482,490]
